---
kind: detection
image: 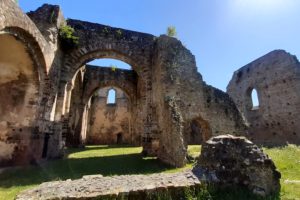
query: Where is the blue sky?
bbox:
[20,0,300,91]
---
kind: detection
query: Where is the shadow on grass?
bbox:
[203,185,282,200]
[0,152,174,189]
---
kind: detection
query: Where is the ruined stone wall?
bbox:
[152,36,246,163]
[0,0,66,165]
[0,0,248,167]
[87,87,137,145]
[227,50,300,145]
[0,34,40,166]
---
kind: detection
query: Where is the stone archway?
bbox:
[0,29,46,166]
[86,87,136,145]
[53,19,156,154]
[64,65,139,147]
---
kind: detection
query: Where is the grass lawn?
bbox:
[0,145,299,200]
[264,145,300,200]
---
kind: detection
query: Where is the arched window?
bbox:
[251,88,259,110]
[107,89,116,104]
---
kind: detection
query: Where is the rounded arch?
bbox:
[86,86,135,145]
[0,27,46,166]
[246,87,260,111]
[64,50,143,84]
[106,88,116,104]
[0,27,47,84]
[187,116,212,145]
[62,66,85,116]
[85,84,135,106]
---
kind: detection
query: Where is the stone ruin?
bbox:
[0,0,299,198]
[227,50,300,146]
[0,1,246,167]
[16,135,281,199]
[193,135,281,196]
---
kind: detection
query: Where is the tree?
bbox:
[167,26,177,37]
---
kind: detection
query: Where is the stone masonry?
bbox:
[194,135,281,197]
[16,172,201,200]
[0,1,247,167]
[227,50,300,145]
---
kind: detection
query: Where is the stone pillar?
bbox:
[64,82,74,115]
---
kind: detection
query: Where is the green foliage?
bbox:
[115,29,123,39]
[102,27,110,35]
[110,65,117,72]
[59,25,79,50]
[167,26,177,37]
[14,0,18,4]
[49,10,55,24]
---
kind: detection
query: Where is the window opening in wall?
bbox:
[88,58,131,70]
[251,88,259,110]
[107,88,116,104]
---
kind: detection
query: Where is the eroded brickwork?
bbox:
[1,1,247,167]
[87,87,138,145]
[227,50,300,145]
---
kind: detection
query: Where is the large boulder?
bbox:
[193,135,281,197]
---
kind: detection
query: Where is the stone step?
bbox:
[16,171,201,200]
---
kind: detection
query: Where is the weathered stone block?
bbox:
[193,135,281,197]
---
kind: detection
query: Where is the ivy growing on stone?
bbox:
[59,25,79,50]
[115,29,123,39]
[102,27,110,36]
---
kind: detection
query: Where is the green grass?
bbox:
[264,145,300,200]
[0,145,299,200]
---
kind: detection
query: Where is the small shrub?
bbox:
[102,27,110,35]
[167,26,177,37]
[59,25,79,50]
[116,29,123,39]
[110,65,117,72]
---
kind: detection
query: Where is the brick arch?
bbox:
[82,66,137,105]
[63,49,147,84]
[0,27,48,165]
[1,27,47,87]
[85,83,136,106]
[0,0,49,69]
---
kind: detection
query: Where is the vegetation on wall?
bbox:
[110,65,117,72]
[59,25,79,50]
[167,26,177,37]
[115,29,123,39]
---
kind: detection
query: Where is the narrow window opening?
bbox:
[107,89,116,104]
[251,89,259,110]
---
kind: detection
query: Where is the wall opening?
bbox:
[64,54,141,149]
[187,117,212,145]
[87,58,132,70]
[251,88,259,110]
[86,87,134,145]
[107,88,116,104]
